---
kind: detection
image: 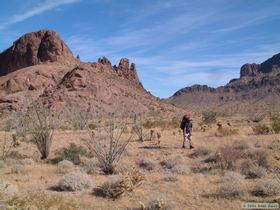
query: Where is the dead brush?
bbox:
[205,144,248,170]
[101,168,145,199]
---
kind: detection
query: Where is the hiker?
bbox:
[180,113,193,149]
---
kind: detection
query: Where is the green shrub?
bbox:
[202,111,217,124]
[55,143,88,165]
[271,114,280,133]
[252,124,270,135]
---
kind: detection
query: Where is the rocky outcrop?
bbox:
[98,57,111,66]
[240,63,260,77]
[114,58,142,86]
[240,53,280,77]
[0,29,75,76]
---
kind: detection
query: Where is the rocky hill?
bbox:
[167,53,280,113]
[0,29,178,116]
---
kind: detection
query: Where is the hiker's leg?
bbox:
[182,133,187,148]
[187,133,193,148]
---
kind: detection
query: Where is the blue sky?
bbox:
[0,0,280,98]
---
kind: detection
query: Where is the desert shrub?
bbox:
[0,132,13,160]
[252,179,280,196]
[240,160,267,178]
[57,172,93,191]
[163,174,178,182]
[161,155,183,170]
[0,180,18,197]
[139,195,174,210]
[57,160,74,168]
[268,139,280,150]
[0,160,4,168]
[7,151,28,160]
[191,146,211,158]
[11,164,26,174]
[19,158,34,165]
[27,103,54,159]
[215,127,238,137]
[100,169,144,198]
[171,164,190,175]
[55,143,88,165]
[232,140,250,150]
[216,180,245,198]
[248,113,266,123]
[249,149,271,168]
[5,191,78,209]
[81,159,99,174]
[252,124,270,135]
[4,158,17,166]
[137,158,156,171]
[271,113,280,133]
[202,111,217,124]
[206,144,247,170]
[86,115,133,174]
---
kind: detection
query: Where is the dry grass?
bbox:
[0,114,278,209]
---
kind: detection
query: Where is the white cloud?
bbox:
[0,0,81,30]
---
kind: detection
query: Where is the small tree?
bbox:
[28,102,53,159]
[86,114,133,174]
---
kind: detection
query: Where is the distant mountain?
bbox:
[0,29,179,116]
[167,53,280,113]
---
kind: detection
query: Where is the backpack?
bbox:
[180,117,191,130]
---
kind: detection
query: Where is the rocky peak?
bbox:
[0,29,75,76]
[115,58,141,86]
[98,56,111,66]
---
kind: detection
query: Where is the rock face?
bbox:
[0,29,178,115]
[114,58,142,86]
[0,29,75,76]
[240,53,280,77]
[168,52,280,113]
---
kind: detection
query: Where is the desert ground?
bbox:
[0,112,280,210]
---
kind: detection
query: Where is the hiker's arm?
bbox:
[183,127,187,136]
